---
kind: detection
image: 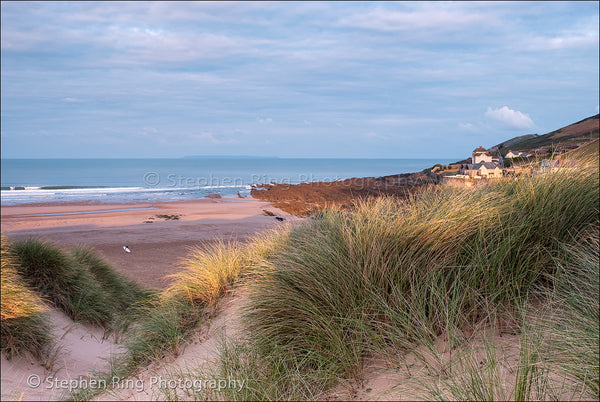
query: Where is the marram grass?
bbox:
[76,157,598,401]
[1,235,53,359]
[167,240,246,306]
[11,238,113,326]
[71,245,150,312]
[542,230,599,398]
[119,229,294,369]
[9,238,150,329]
[421,230,599,401]
[239,161,598,397]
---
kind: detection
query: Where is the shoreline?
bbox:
[1,198,293,289]
[0,196,252,209]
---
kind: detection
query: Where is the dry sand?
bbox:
[324,330,523,401]
[1,198,293,289]
[96,289,247,401]
[1,291,247,401]
[1,309,122,401]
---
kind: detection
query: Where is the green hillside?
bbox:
[497,114,599,155]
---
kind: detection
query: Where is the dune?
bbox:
[1,309,121,401]
[96,289,246,401]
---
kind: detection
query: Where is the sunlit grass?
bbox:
[167,240,246,306]
[77,155,599,401]
[235,159,598,399]
[1,234,53,359]
[92,230,294,399]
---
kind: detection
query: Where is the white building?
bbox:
[505,150,525,158]
[457,146,504,178]
[472,146,493,163]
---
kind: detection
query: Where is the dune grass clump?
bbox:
[421,230,599,401]
[11,238,112,326]
[167,240,246,306]
[542,231,599,398]
[105,229,294,397]
[118,240,248,378]
[239,161,598,394]
[71,245,153,335]
[71,246,150,313]
[1,235,53,359]
[120,294,201,370]
[167,228,293,305]
[10,238,149,328]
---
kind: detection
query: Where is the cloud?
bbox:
[337,3,494,33]
[99,28,246,65]
[1,2,597,159]
[526,32,599,51]
[485,106,534,129]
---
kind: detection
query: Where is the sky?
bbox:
[1,1,598,159]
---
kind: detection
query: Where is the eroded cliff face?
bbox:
[251,170,441,216]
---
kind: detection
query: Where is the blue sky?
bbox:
[1,1,598,159]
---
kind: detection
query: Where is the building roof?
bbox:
[463,162,501,170]
[473,146,487,153]
[480,162,501,169]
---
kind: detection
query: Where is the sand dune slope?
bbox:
[1,310,121,401]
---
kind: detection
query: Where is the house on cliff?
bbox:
[460,162,503,178]
[472,146,493,163]
[505,150,522,158]
[505,150,532,159]
[458,146,503,178]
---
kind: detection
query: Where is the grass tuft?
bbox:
[71,246,150,311]
[10,238,150,329]
[1,235,53,359]
[542,230,599,398]
[167,241,245,306]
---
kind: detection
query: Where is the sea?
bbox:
[0,158,457,206]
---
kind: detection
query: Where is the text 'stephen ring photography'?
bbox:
[1,1,598,401]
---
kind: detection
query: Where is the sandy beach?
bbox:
[1,198,293,289]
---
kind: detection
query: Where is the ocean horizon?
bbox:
[1,157,458,205]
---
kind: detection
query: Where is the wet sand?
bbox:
[1,198,292,289]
